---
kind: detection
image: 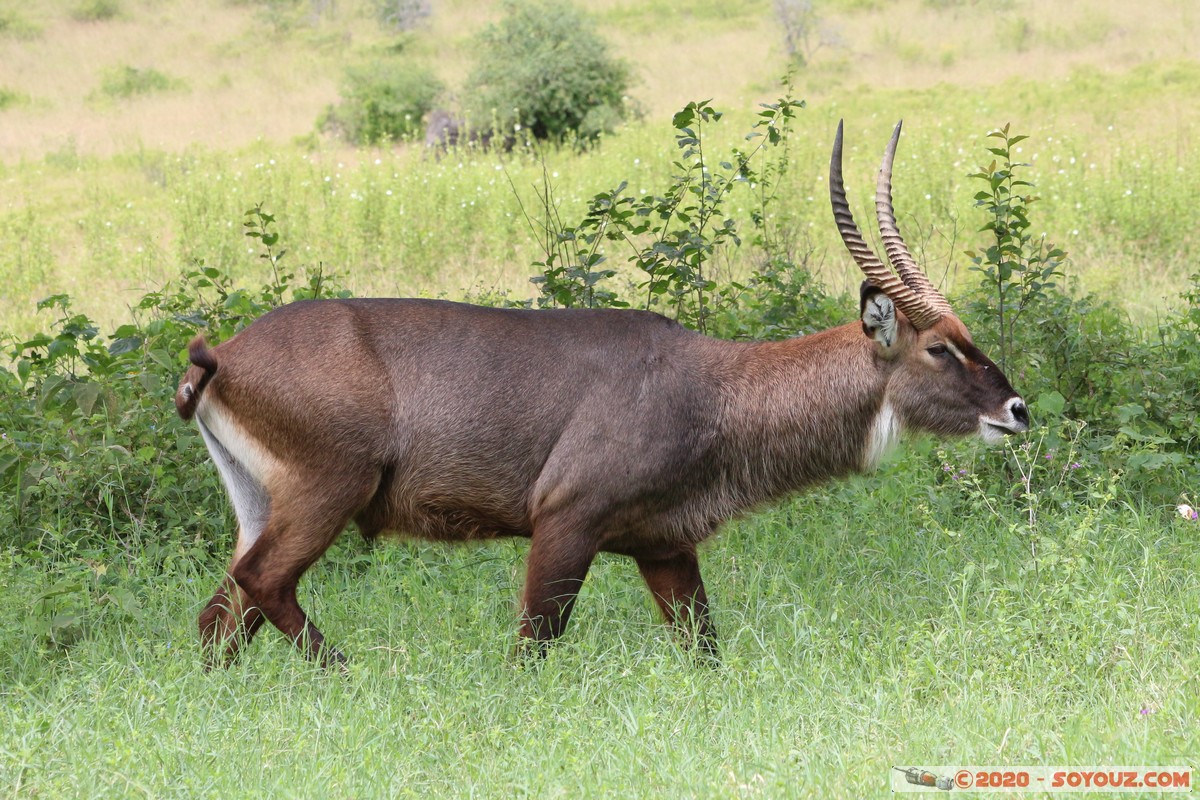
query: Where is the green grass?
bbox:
[3,443,1196,798]
[0,87,27,110]
[93,65,186,101]
[0,9,41,39]
[69,0,122,23]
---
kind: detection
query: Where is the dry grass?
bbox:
[827,0,1198,90]
[1,0,1197,160]
[0,1,342,160]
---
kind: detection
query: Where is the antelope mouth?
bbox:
[980,412,1030,444]
[980,421,1016,444]
[979,398,1031,443]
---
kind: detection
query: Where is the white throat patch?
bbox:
[863,398,902,470]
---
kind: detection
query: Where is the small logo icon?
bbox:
[894,766,955,791]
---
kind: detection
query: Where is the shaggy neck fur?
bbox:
[714,323,896,510]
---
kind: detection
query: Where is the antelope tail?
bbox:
[175,336,218,420]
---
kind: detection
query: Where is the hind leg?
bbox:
[199,575,265,668]
[231,470,377,667]
[196,423,271,667]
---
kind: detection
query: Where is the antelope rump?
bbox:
[176,121,1029,667]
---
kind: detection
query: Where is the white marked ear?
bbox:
[859,287,899,349]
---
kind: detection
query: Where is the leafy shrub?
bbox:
[465,0,630,142]
[513,93,809,334]
[320,58,442,144]
[1106,271,1200,483]
[958,123,1200,495]
[95,65,185,100]
[0,87,28,110]
[0,206,345,551]
[70,0,122,22]
[963,124,1067,375]
[708,255,847,341]
[0,9,42,38]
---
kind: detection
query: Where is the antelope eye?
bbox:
[927,343,949,357]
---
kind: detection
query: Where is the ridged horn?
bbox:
[875,120,954,318]
[829,120,942,330]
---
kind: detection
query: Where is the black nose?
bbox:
[1011,400,1030,428]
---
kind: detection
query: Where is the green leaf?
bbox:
[107,337,142,356]
[36,294,71,312]
[73,382,101,418]
[1114,403,1146,424]
[103,586,142,619]
[38,374,69,411]
[137,372,161,393]
[1032,391,1065,418]
[148,348,176,371]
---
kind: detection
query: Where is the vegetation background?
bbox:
[1,0,1198,797]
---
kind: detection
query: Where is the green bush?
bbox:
[70,0,122,22]
[0,87,28,110]
[513,94,808,335]
[0,207,346,551]
[0,9,42,38]
[95,65,184,100]
[465,0,631,142]
[320,58,442,145]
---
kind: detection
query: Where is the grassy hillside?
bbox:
[3,0,1197,158]
[1,0,1200,336]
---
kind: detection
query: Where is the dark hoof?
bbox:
[513,638,551,666]
[319,646,350,674]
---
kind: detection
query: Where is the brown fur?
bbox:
[178,297,1024,666]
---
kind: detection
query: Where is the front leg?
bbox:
[636,547,717,659]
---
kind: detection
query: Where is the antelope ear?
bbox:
[859,282,899,349]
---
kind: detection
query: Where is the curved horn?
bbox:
[829,120,941,330]
[875,120,954,318]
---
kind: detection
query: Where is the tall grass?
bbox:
[3,444,1196,798]
[4,60,1200,337]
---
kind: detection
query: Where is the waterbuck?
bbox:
[176,121,1029,667]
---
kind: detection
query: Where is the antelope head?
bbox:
[830,120,1030,444]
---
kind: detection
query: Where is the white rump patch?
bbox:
[196,400,276,559]
[863,399,901,470]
